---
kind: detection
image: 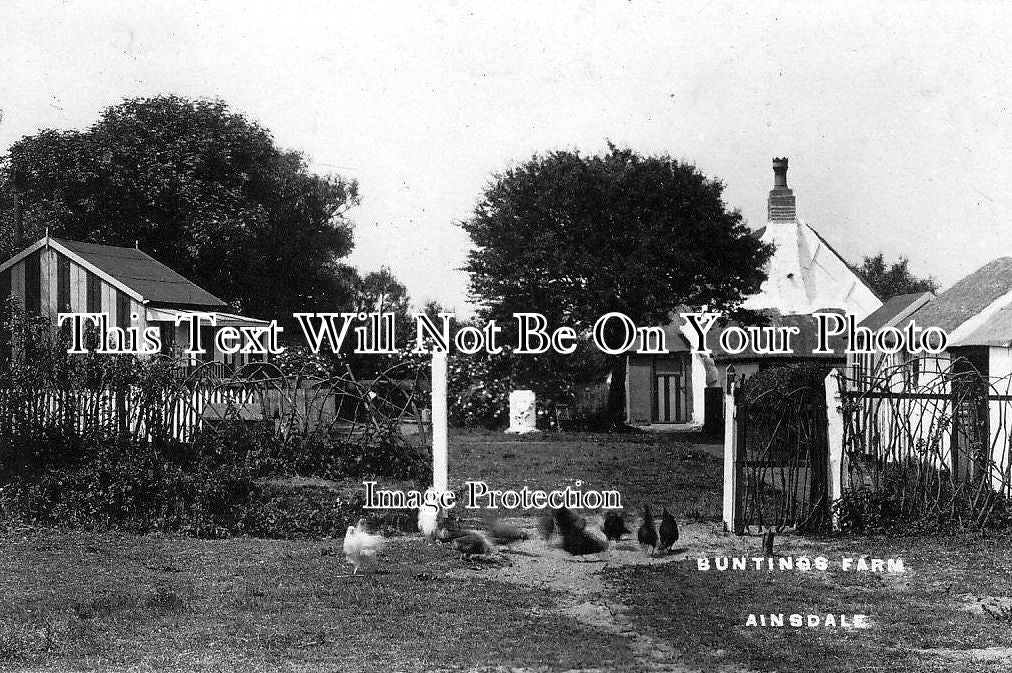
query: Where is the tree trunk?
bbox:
[606,355,627,425]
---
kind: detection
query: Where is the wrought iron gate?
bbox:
[733,385,830,533]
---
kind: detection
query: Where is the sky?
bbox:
[1,1,1010,314]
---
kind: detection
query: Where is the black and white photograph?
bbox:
[1,2,1011,671]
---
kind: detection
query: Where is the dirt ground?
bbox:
[438,516,756,673]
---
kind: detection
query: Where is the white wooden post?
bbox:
[722,381,739,533]
[431,350,448,493]
[825,368,846,529]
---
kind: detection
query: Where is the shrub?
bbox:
[0,307,432,538]
[833,460,1012,534]
[738,362,831,407]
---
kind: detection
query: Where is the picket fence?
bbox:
[0,384,261,443]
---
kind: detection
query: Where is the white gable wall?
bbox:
[742,219,881,321]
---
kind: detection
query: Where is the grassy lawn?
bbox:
[612,534,1012,673]
[3,429,1012,672]
[450,429,723,521]
[0,531,635,672]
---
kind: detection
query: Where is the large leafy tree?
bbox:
[461,145,773,421]
[0,96,359,325]
[351,267,411,317]
[856,253,938,299]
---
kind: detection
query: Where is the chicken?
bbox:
[487,519,529,545]
[451,531,494,558]
[658,506,679,553]
[552,506,586,532]
[637,504,657,555]
[537,512,556,541]
[343,518,384,574]
[418,500,446,540]
[560,526,609,556]
[436,525,470,544]
[554,507,608,556]
[602,511,631,541]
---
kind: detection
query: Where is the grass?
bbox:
[449,428,723,521]
[0,530,635,672]
[612,533,1012,673]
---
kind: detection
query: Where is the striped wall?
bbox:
[1,246,146,363]
[1,241,258,369]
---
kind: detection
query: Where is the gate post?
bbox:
[825,369,846,530]
[722,378,742,534]
[431,350,449,494]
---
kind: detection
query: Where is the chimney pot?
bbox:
[768,157,796,222]
[772,157,789,188]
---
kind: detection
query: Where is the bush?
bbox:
[0,434,373,539]
[0,307,435,537]
[738,362,831,407]
[833,460,1012,534]
[0,422,429,538]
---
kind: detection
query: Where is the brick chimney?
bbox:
[767,157,796,222]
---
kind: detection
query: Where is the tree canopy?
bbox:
[0,96,359,325]
[856,253,938,299]
[351,267,411,317]
[460,144,773,419]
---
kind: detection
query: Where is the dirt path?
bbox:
[447,519,756,673]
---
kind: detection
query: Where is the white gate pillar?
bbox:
[722,378,740,533]
[825,368,846,530]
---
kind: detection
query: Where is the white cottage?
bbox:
[626,158,882,428]
[847,258,1012,488]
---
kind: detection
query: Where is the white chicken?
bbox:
[343,518,384,575]
[417,489,445,539]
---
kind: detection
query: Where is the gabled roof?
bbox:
[53,238,227,308]
[0,236,227,309]
[742,219,882,321]
[859,292,934,331]
[909,257,1012,334]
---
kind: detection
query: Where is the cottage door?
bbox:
[652,355,689,423]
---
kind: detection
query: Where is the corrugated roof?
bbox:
[859,292,934,332]
[54,238,227,308]
[909,257,1012,333]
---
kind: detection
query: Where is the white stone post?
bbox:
[722,382,740,533]
[431,350,448,493]
[505,389,539,434]
[825,368,846,530]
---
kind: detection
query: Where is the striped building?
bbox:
[0,236,268,371]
